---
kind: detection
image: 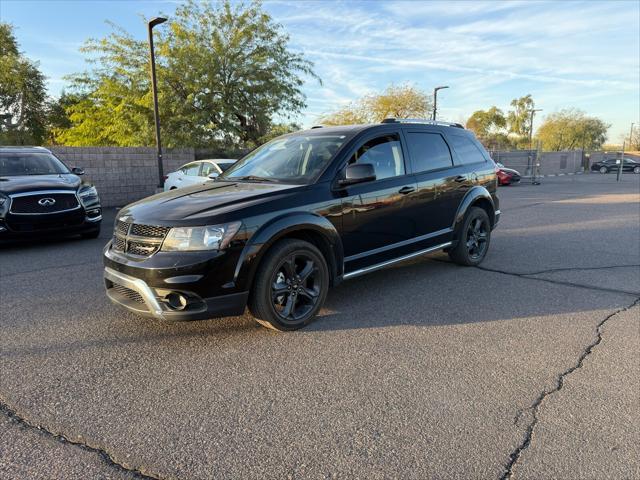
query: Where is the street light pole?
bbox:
[432,86,449,121]
[148,17,167,189]
[527,108,542,180]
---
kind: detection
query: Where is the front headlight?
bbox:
[0,193,7,207]
[161,222,241,252]
[78,185,99,207]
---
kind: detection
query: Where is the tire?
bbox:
[81,227,101,239]
[599,166,608,174]
[634,166,640,174]
[248,239,329,331]
[448,207,491,266]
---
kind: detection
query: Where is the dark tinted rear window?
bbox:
[405,132,453,172]
[448,134,487,165]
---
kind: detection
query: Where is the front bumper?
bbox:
[104,266,248,321]
[0,209,101,239]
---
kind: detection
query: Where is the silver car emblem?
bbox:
[38,197,56,207]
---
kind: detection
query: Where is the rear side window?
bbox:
[405,132,453,173]
[448,134,487,165]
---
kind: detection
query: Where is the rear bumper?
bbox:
[104,266,248,321]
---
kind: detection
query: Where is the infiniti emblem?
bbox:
[38,197,56,207]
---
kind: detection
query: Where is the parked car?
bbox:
[590,157,640,174]
[0,146,101,239]
[495,162,522,185]
[163,159,236,191]
[104,119,500,331]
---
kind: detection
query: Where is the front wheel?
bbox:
[599,166,608,174]
[249,239,329,331]
[448,207,491,266]
[634,166,640,174]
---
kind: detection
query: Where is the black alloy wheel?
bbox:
[249,239,329,331]
[271,253,321,323]
[448,206,492,266]
[466,217,489,260]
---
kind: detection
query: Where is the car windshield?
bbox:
[0,152,70,176]
[221,134,347,184]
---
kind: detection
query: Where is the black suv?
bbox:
[0,147,102,239]
[104,120,500,330]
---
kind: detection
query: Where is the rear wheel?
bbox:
[634,166,640,174]
[599,166,608,174]
[448,207,491,266]
[249,239,329,331]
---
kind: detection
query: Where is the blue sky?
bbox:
[1,0,639,142]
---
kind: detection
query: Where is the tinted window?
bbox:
[406,132,453,172]
[349,134,405,180]
[448,134,487,165]
[0,153,70,176]
[217,162,233,172]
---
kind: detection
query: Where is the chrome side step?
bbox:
[343,242,452,280]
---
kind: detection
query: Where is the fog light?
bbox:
[165,292,188,311]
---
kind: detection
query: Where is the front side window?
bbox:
[200,162,218,177]
[182,163,200,176]
[0,153,70,176]
[405,132,453,173]
[222,135,347,184]
[448,134,487,165]
[349,134,405,180]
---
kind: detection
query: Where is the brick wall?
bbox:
[50,147,195,207]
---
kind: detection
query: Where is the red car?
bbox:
[495,162,521,185]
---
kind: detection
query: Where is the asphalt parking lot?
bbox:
[1,174,639,480]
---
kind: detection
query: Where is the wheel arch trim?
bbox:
[233,212,344,291]
[452,186,496,233]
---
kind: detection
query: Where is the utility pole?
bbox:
[618,123,635,182]
[148,17,167,189]
[432,86,449,121]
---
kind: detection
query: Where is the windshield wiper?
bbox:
[230,175,279,183]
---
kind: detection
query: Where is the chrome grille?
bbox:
[112,220,167,257]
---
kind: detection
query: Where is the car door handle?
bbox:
[454,175,467,183]
[398,186,415,195]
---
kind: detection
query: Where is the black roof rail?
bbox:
[380,118,464,129]
[310,125,324,129]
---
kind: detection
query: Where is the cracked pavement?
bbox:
[1,174,639,479]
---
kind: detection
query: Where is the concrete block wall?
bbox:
[491,150,585,176]
[50,147,195,207]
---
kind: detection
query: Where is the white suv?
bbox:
[164,159,236,191]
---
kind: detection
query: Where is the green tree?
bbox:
[507,94,535,149]
[320,84,431,126]
[535,109,609,151]
[0,23,48,145]
[465,107,512,150]
[56,0,317,147]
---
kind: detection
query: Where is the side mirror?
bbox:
[207,172,219,179]
[339,163,376,186]
[71,167,84,175]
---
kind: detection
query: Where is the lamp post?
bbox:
[432,85,449,121]
[148,17,167,189]
[527,108,542,179]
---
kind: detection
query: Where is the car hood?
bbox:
[499,167,521,176]
[118,180,304,224]
[0,174,82,195]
